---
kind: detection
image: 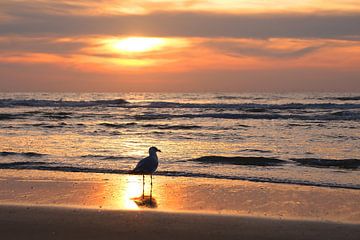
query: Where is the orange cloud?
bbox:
[1,36,359,74]
[3,0,359,15]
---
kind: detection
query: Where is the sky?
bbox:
[0,0,360,92]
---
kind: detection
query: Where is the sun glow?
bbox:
[113,37,166,53]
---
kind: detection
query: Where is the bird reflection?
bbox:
[131,195,157,208]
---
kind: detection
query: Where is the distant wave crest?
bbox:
[145,102,360,110]
[0,151,46,157]
[134,111,360,121]
[0,98,128,108]
[323,96,360,101]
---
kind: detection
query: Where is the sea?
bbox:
[0,92,359,189]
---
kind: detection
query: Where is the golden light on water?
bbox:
[112,37,166,53]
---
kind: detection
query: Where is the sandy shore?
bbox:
[1,204,359,240]
[0,169,359,239]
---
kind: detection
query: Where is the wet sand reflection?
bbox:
[132,195,157,208]
[123,174,157,209]
[0,170,359,222]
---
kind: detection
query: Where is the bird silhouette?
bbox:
[132,146,161,198]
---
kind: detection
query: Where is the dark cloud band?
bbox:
[1,11,360,39]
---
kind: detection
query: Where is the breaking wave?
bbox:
[191,156,285,166]
[190,155,360,169]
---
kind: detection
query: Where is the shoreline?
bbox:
[0,164,359,190]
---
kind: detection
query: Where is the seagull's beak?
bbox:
[157,149,162,152]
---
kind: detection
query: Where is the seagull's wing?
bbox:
[132,156,151,174]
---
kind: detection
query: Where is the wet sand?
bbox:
[1,204,359,240]
[0,169,359,239]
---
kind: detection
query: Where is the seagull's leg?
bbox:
[142,175,145,199]
[150,175,153,201]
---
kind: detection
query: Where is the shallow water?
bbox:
[0,93,359,189]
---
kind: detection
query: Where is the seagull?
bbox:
[132,146,161,197]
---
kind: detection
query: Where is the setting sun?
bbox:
[113,37,166,53]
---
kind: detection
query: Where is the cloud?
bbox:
[0,37,87,54]
[202,39,327,59]
[1,10,360,40]
[2,0,360,16]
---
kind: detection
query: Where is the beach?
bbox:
[1,204,359,240]
[0,169,359,239]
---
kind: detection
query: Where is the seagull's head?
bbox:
[149,146,161,155]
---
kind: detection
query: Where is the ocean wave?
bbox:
[214,95,267,100]
[0,163,357,190]
[0,163,130,175]
[32,123,67,129]
[99,122,137,129]
[142,124,202,130]
[244,108,267,113]
[292,158,360,169]
[190,155,360,170]
[239,149,272,154]
[0,98,128,108]
[80,154,136,160]
[324,96,360,101]
[99,122,201,130]
[330,111,357,117]
[215,96,243,100]
[191,156,285,166]
[133,113,281,121]
[0,151,46,157]
[134,114,171,120]
[0,113,24,120]
[0,161,49,168]
[40,112,73,119]
[134,112,360,121]
[145,102,360,110]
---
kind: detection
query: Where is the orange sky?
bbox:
[0,0,360,92]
